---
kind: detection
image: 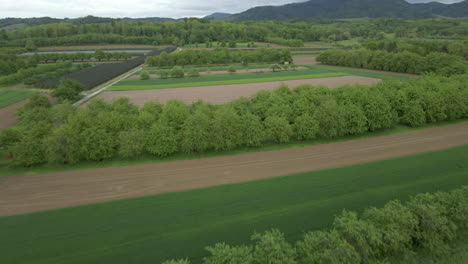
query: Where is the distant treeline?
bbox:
[1,18,468,48]
[145,48,293,67]
[160,186,468,264]
[363,38,468,59]
[1,73,467,166]
[317,49,468,75]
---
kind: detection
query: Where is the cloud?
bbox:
[0,0,464,19]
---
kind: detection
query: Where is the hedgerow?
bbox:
[1,73,467,167]
[161,186,468,264]
[317,49,468,76]
[145,48,293,67]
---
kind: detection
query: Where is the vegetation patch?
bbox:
[110,72,347,90]
[0,146,467,264]
[0,89,35,108]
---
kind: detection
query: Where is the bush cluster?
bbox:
[162,186,468,264]
[1,73,467,167]
[0,62,74,86]
[317,49,468,76]
[145,48,292,67]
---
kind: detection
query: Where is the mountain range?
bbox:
[1,0,467,30]
[227,0,468,20]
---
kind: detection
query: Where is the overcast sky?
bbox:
[0,0,464,19]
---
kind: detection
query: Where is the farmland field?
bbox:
[111,65,410,91]
[98,76,381,105]
[0,89,35,108]
[0,145,467,264]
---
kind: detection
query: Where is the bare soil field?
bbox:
[0,122,467,216]
[0,99,28,129]
[293,56,418,77]
[38,45,170,51]
[127,67,308,80]
[97,76,381,105]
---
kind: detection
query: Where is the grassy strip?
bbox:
[109,72,347,90]
[1,118,466,178]
[303,65,414,81]
[1,146,467,264]
[0,89,35,108]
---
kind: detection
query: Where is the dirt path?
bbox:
[97,76,381,106]
[0,99,28,129]
[127,67,308,80]
[293,56,418,77]
[0,123,467,216]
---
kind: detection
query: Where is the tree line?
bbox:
[2,18,467,48]
[1,73,467,167]
[145,48,293,67]
[363,38,468,59]
[29,50,132,63]
[317,49,468,75]
[161,186,468,264]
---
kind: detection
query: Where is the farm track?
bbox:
[0,122,467,216]
[97,76,381,106]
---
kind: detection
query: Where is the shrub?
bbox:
[170,66,185,78]
[139,71,150,80]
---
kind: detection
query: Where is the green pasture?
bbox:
[183,42,268,48]
[111,69,348,90]
[0,89,35,108]
[1,145,467,264]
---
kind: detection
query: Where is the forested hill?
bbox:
[228,0,468,21]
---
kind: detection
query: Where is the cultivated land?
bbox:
[0,145,467,264]
[97,76,381,105]
[1,122,466,216]
[0,89,35,108]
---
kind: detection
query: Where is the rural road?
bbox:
[0,122,467,216]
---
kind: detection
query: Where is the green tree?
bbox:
[44,124,83,164]
[162,260,190,264]
[94,50,106,61]
[171,66,185,78]
[140,71,150,80]
[264,115,293,143]
[293,114,319,140]
[11,121,51,166]
[313,99,344,138]
[145,122,179,157]
[228,66,237,74]
[211,106,243,151]
[333,210,383,263]
[252,229,297,264]
[296,230,360,264]
[118,128,145,158]
[52,79,85,102]
[240,112,265,147]
[25,39,37,51]
[159,100,190,131]
[203,243,253,264]
[181,110,212,153]
[80,126,116,161]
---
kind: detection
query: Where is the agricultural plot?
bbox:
[0,89,34,108]
[99,76,381,105]
[0,145,467,264]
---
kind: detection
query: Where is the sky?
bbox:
[0,0,464,19]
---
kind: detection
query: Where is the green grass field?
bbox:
[0,89,34,108]
[305,65,414,81]
[183,42,268,48]
[111,69,347,90]
[0,145,467,264]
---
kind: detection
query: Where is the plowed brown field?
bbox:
[1,122,467,216]
[96,76,381,106]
